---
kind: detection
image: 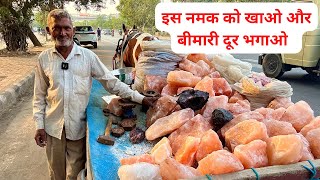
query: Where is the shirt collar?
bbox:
[52,42,81,60]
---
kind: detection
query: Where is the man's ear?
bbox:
[46,27,51,35]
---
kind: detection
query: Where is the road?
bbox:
[0,34,319,180]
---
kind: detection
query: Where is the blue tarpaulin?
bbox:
[86,80,154,180]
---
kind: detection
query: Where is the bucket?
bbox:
[110,67,134,85]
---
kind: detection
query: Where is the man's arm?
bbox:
[91,54,145,104]
[33,58,49,146]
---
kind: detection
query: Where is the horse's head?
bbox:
[113,24,157,70]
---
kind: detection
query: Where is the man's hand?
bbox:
[35,129,47,147]
[142,97,159,107]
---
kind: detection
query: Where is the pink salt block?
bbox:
[175,136,200,166]
[225,119,268,152]
[195,129,223,162]
[194,76,215,97]
[305,128,320,159]
[167,70,201,87]
[197,150,244,175]
[262,119,297,137]
[234,140,268,169]
[267,134,303,165]
[280,101,314,131]
[159,157,201,180]
[212,78,232,97]
[146,108,194,141]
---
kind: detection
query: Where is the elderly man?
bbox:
[33,9,157,180]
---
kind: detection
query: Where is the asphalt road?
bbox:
[0,34,319,180]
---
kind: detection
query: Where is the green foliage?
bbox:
[34,11,49,28]
[117,0,159,30]
[0,0,106,51]
[73,15,127,30]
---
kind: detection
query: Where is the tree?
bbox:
[0,0,108,51]
[117,0,159,30]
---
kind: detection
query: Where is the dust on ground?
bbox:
[0,94,49,180]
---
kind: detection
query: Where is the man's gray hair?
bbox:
[47,9,72,25]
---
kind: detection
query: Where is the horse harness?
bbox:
[113,29,152,69]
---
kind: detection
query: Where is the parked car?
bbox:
[74,26,97,48]
[103,29,112,35]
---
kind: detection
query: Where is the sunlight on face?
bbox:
[48,17,74,48]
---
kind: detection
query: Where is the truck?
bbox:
[259,0,320,78]
[258,27,320,78]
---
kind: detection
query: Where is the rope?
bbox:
[302,160,319,180]
[205,174,212,180]
[251,168,260,180]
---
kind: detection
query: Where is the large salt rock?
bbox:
[305,128,320,159]
[196,60,211,77]
[177,87,193,95]
[234,140,268,169]
[118,162,161,180]
[161,84,178,96]
[212,78,232,97]
[120,154,155,165]
[229,91,246,103]
[267,134,303,165]
[146,108,194,141]
[169,114,212,154]
[144,75,167,94]
[146,95,179,128]
[300,116,320,137]
[225,119,268,151]
[254,107,286,120]
[105,97,123,116]
[262,119,297,137]
[221,111,264,138]
[186,53,213,68]
[194,76,215,97]
[207,70,221,78]
[295,133,314,161]
[227,99,251,116]
[167,70,201,87]
[197,150,244,175]
[151,137,172,164]
[196,129,223,162]
[179,59,205,77]
[201,95,229,119]
[159,157,201,180]
[280,101,314,131]
[268,97,294,109]
[175,136,201,166]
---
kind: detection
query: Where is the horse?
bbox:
[112,24,158,70]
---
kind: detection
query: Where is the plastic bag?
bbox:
[212,54,252,84]
[140,39,172,52]
[233,73,293,110]
[132,51,183,93]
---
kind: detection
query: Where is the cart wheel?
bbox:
[262,54,284,78]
